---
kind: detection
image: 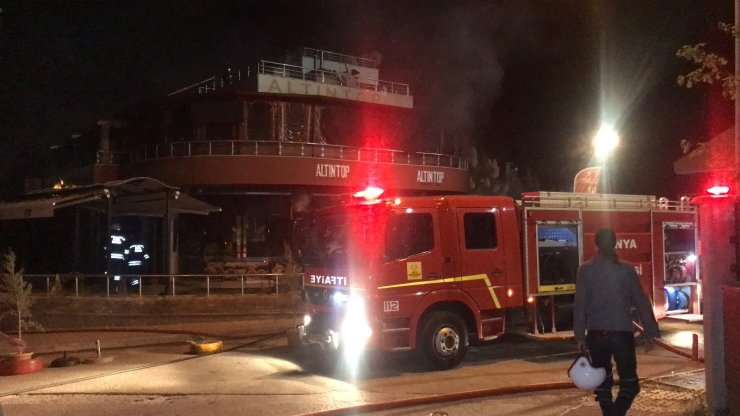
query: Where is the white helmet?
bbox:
[568,354,606,390]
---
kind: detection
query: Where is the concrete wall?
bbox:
[17,294,302,331]
[724,286,740,414]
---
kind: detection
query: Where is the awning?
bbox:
[0,177,220,220]
[674,128,735,174]
[0,192,105,220]
[112,191,221,216]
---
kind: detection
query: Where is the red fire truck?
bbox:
[294,190,698,369]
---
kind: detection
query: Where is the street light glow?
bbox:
[593,124,619,161]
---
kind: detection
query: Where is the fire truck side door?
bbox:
[377,208,445,296]
[454,207,507,311]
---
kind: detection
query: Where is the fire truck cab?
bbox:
[294,191,698,370]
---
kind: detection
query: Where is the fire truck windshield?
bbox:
[300,205,391,269]
[299,204,436,269]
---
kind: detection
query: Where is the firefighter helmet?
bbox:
[568,354,606,390]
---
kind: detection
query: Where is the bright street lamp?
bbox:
[593,124,619,161]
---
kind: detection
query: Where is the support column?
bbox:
[106,193,113,274]
[305,104,313,142]
[242,100,249,140]
[163,191,172,274]
[694,195,737,413]
[74,206,80,272]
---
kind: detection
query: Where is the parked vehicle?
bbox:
[292,189,698,369]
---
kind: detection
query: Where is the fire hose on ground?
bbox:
[632,321,703,363]
[300,322,703,416]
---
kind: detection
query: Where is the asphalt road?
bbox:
[0,322,704,416]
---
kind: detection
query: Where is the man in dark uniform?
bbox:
[574,228,660,416]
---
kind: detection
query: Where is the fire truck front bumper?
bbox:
[294,323,340,351]
[290,309,374,353]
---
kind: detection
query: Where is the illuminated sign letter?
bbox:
[416,170,444,184]
[267,79,282,93]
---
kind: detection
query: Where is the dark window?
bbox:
[537,224,579,288]
[384,213,434,261]
[464,213,497,249]
[248,102,271,141]
[664,227,695,253]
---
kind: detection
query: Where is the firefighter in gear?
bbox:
[123,242,150,290]
[573,228,660,416]
[126,243,150,272]
[107,223,127,292]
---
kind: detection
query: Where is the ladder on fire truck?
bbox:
[521,192,694,212]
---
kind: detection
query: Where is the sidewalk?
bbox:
[559,373,706,416]
[2,316,300,356]
[2,317,706,416]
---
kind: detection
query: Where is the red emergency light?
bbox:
[707,185,730,196]
[353,186,384,201]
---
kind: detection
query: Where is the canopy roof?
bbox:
[674,128,735,175]
[0,177,220,220]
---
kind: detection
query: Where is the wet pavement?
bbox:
[0,317,706,416]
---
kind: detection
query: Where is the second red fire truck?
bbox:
[294,190,698,369]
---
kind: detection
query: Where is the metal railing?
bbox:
[97,140,469,171]
[303,47,378,68]
[168,70,245,97]
[521,192,696,211]
[24,273,304,298]
[258,60,410,96]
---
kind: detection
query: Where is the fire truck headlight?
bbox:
[332,291,351,305]
[303,314,312,327]
[340,294,372,365]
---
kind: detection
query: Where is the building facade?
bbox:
[9,48,470,275]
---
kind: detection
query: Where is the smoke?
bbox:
[410,1,539,154]
[324,0,541,155]
[426,5,504,144]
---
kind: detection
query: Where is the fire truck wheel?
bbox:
[418,311,468,370]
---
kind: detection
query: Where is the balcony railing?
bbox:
[24,273,303,297]
[303,47,378,68]
[97,140,469,171]
[258,60,410,96]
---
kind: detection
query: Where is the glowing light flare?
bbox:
[332,291,350,305]
[685,254,697,263]
[340,294,373,377]
[527,296,534,303]
[707,185,730,196]
[507,288,513,297]
[353,186,384,201]
[593,124,619,161]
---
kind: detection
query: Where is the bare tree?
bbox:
[0,249,43,342]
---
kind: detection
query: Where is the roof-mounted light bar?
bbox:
[707,185,730,196]
[353,186,384,201]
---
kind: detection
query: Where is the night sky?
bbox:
[0,1,734,199]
